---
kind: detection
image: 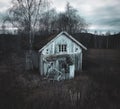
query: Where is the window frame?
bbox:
[58,44,67,52]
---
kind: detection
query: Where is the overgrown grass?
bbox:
[0,49,120,109]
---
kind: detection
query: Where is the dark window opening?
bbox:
[59,44,67,52]
[46,49,48,54]
[75,48,78,52]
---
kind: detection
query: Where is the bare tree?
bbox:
[4,0,50,69]
[39,8,58,32]
[56,2,88,33]
[4,0,50,48]
[38,2,88,34]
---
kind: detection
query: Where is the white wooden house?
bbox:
[37,31,87,81]
[29,31,87,81]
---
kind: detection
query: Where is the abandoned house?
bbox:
[31,31,87,81]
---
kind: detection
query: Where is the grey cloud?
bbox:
[87,2,120,32]
[0,2,8,10]
[0,0,120,32]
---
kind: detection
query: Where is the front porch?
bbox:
[42,54,75,81]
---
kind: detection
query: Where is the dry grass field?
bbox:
[0,49,120,109]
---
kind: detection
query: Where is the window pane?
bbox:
[58,44,67,52]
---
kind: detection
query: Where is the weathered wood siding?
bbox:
[39,34,83,77]
[42,34,82,55]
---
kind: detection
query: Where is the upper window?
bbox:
[58,44,67,52]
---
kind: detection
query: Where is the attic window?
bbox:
[59,44,67,52]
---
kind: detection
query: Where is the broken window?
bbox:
[58,44,67,52]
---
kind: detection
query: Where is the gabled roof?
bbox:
[38,31,87,52]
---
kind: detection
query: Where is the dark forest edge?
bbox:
[0,32,120,54]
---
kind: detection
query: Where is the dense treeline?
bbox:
[72,33,120,49]
[0,33,120,54]
[0,34,21,50]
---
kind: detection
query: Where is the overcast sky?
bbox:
[0,0,120,33]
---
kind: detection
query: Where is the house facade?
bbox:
[38,31,87,81]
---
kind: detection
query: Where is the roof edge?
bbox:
[39,31,87,52]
